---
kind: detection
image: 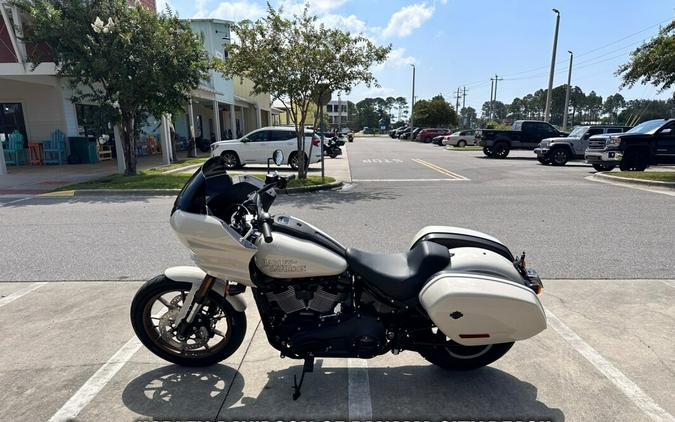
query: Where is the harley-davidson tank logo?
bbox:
[262,258,307,273]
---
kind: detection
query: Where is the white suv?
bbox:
[210,126,322,170]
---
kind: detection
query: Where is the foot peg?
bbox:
[292,357,314,400]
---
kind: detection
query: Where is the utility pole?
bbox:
[410,64,416,130]
[489,78,495,120]
[337,92,342,132]
[454,87,461,114]
[492,74,503,120]
[462,86,467,109]
[544,8,561,122]
[562,50,573,130]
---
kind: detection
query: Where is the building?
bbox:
[0,2,273,172]
[326,99,349,130]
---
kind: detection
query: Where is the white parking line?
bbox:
[48,307,166,422]
[661,280,675,289]
[546,310,675,422]
[352,178,466,182]
[0,282,47,308]
[348,358,372,420]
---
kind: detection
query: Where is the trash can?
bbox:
[68,136,98,164]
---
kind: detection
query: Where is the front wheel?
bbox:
[418,331,514,370]
[457,140,466,148]
[593,163,615,172]
[130,275,247,367]
[537,156,551,165]
[550,148,570,166]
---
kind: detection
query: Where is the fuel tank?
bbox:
[255,232,348,278]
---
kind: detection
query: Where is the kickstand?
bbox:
[292,357,314,400]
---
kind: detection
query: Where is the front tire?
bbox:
[418,333,514,370]
[130,276,247,367]
[593,163,615,172]
[537,156,551,165]
[619,149,649,171]
[550,148,570,166]
[457,140,467,148]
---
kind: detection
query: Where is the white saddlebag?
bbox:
[419,272,546,346]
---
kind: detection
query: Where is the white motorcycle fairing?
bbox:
[164,266,247,312]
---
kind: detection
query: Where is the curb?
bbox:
[69,181,344,197]
[592,172,675,189]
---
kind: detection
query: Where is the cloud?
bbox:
[195,1,266,21]
[307,0,349,13]
[381,3,434,38]
[377,47,417,69]
[318,13,368,33]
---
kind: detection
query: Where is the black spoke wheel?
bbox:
[619,150,649,172]
[131,275,246,367]
[550,148,570,166]
[483,146,494,157]
[220,151,240,169]
[537,156,551,165]
[492,142,510,159]
[592,163,615,172]
[418,329,514,371]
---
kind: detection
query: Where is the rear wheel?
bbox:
[483,146,494,157]
[550,148,570,166]
[289,152,309,171]
[220,151,240,169]
[492,142,510,159]
[593,163,615,172]
[418,330,514,370]
[130,276,247,367]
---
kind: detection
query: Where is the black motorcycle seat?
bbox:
[346,241,450,300]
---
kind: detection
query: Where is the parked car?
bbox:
[442,130,477,147]
[534,125,631,166]
[399,127,420,140]
[390,126,408,139]
[476,120,567,158]
[210,126,322,170]
[417,128,450,143]
[431,135,446,145]
[584,118,675,171]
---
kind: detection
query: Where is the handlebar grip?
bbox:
[261,220,273,243]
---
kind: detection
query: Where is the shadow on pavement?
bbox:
[123,362,564,421]
[278,187,402,211]
[0,195,156,208]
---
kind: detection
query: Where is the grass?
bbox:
[446,146,483,151]
[55,170,335,191]
[611,171,675,183]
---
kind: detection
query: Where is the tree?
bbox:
[395,96,408,121]
[603,93,626,124]
[585,91,603,123]
[617,19,675,92]
[413,95,457,127]
[353,98,380,130]
[459,106,477,128]
[618,99,673,125]
[15,0,211,175]
[481,100,506,120]
[220,4,390,178]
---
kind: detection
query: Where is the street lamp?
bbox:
[562,50,573,130]
[410,64,416,131]
[544,8,560,122]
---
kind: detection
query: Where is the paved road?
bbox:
[1,137,674,421]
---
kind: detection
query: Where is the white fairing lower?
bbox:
[255,232,347,278]
[170,210,256,285]
[419,271,546,346]
[164,266,247,312]
[409,226,504,249]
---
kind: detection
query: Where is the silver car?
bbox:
[442,130,476,147]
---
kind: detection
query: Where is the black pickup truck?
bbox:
[584,118,675,171]
[476,120,567,158]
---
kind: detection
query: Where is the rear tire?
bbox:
[418,334,514,370]
[492,142,510,159]
[483,146,494,157]
[130,276,247,367]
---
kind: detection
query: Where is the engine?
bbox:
[256,275,387,358]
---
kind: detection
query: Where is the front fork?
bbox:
[175,274,218,340]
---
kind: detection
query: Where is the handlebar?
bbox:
[261,219,273,243]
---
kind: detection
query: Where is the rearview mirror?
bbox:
[660,128,672,135]
[273,149,284,166]
[240,137,250,143]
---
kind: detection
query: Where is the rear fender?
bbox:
[164,266,247,312]
[410,226,514,261]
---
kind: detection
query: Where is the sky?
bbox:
[161,0,675,113]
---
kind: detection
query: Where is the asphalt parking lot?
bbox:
[1,137,674,421]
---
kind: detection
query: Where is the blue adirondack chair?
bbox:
[43,129,66,165]
[2,130,27,166]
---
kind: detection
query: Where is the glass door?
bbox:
[0,103,28,146]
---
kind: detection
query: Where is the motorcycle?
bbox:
[130,150,546,400]
[323,136,343,159]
